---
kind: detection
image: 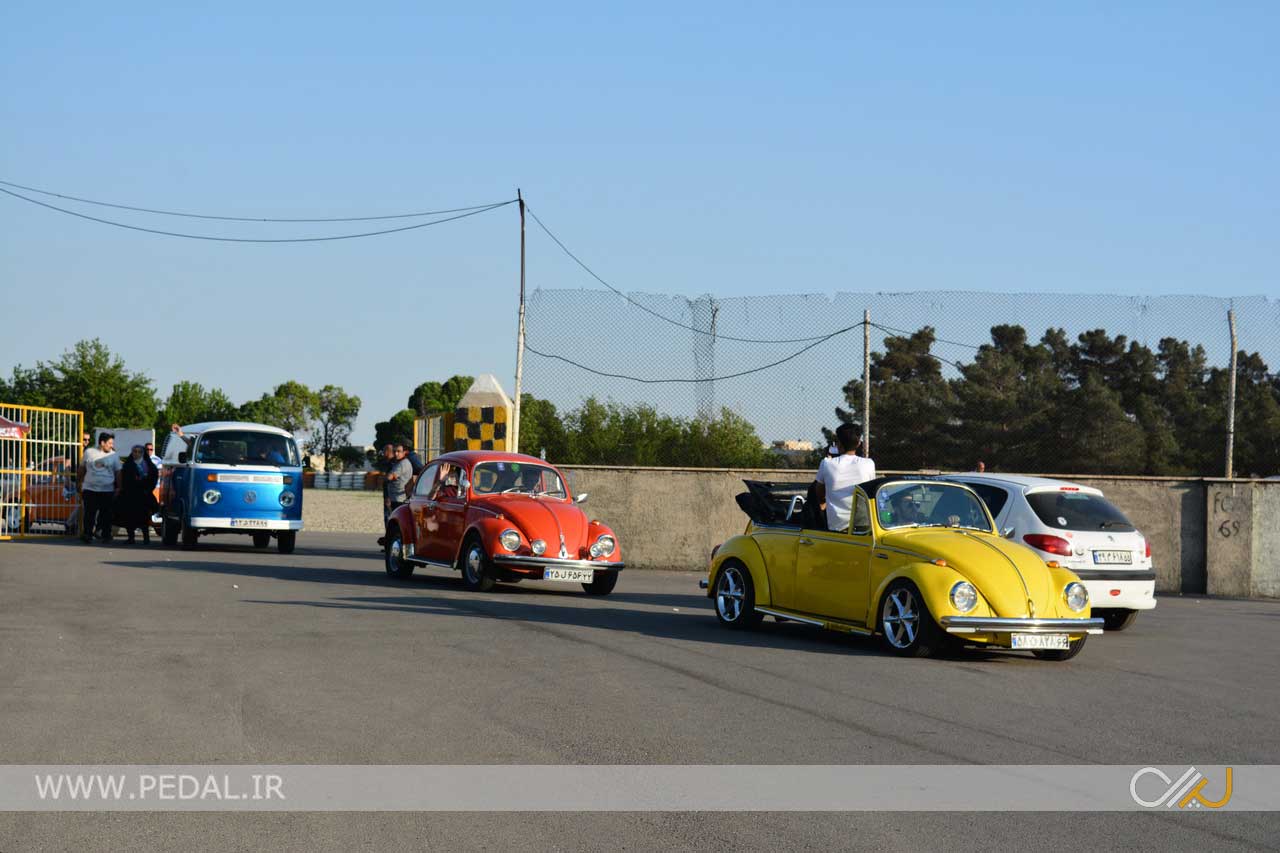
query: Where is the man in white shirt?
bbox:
[813,423,876,532]
[78,432,122,542]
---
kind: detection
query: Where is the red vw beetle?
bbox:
[383,451,624,595]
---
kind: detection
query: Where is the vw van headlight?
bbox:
[949,581,978,613]
[202,489,221,505]
[279,491,295,508]
[530,539,546,556]
[1064,582,1089,612]
[590,534,615,558]
[499,529,521,552]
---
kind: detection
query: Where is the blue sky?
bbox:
[2,2,1277,443]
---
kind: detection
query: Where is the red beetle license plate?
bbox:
[543,568,594,583]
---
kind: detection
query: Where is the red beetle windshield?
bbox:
[471,462,567,498]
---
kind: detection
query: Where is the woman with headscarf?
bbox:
[118,444,159,544]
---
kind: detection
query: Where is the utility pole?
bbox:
[512,189,526,454]
[862,309,871,456]
[1225,308,1238,478]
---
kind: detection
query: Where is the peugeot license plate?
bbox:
[230,519,270,528]
[1011,633,1069,650]
[543,568,594,583]
[1092,550,1133,564]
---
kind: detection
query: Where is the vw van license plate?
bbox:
[543,568,594,583]
[230,519,270,528]
[1011,633,1069,650]
[1092,550,1133,564]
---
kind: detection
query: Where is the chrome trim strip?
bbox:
[491,555,625,571]
[941,616,1104,633]
[407,557,454,569]
[968,534,1034,615]
[756,607,824,627]
[756,607,874,635]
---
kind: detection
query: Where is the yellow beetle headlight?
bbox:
[950,580,978,613]
[1064,582,1089,612]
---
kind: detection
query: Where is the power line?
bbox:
[871,321,982,350]
[524,204,839,345]
[525,319,975,383]
[0,187,516,242]
[0,178,509,222]
[524,322,865,383]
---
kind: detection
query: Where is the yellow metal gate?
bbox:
[0,403,84,539]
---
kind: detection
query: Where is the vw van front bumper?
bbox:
[188,517,304,531]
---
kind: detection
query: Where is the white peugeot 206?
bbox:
[940,473,1156,630]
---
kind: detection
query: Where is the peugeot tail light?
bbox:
[1023,533,1073,556]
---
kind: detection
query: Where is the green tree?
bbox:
[409,375,473,416]
[156,381,237,434]
[949,325,1064,471]
[374,409,416,450]
[1046,375,1146,474]
[517,394,570,462]
[839,327,955,470]
[239,381,317,436]
[310,384,361,459]
[0,339,157,431]
[329,445,368,472]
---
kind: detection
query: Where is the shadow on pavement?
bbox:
[240,591,885,658]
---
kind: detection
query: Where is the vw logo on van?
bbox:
[244,490,257,504]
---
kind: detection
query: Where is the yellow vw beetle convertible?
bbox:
[701,478,1103,660]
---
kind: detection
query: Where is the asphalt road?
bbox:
[1,532,1277,851]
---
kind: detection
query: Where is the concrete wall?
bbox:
[302,467,1280,598]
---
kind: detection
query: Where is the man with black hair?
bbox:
[813,423,875,532]
[78,432,122,543]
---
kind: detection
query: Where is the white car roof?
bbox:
[941,472,1105,497]
[180,421,294,439]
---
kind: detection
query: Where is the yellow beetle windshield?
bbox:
[875,482,991,532]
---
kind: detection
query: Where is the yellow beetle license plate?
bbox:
[1011,633,1069,650]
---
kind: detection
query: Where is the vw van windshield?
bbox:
[471,462,567,498]
[194,431,300,467]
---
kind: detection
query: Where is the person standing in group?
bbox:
[813,422,876,532]
[146,441,163,469]
[375,443,395,547]
[78,432,122,543]
[118,444,158,544]
[386,444,414,517]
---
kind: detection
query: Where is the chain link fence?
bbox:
[522,290,1280,476]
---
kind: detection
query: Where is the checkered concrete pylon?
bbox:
[452,405,508,451]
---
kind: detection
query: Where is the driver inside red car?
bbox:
[434,464,461,500]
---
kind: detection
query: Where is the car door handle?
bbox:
[798,537,814,546]
[875,552,889,559]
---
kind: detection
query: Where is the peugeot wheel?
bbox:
[714,561,763,629]
[384,525,414,578]
[878,580,947,657]
[460,536,496,592]
[1098,609,1138,631]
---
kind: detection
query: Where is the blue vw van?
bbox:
[159,421,304,553]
